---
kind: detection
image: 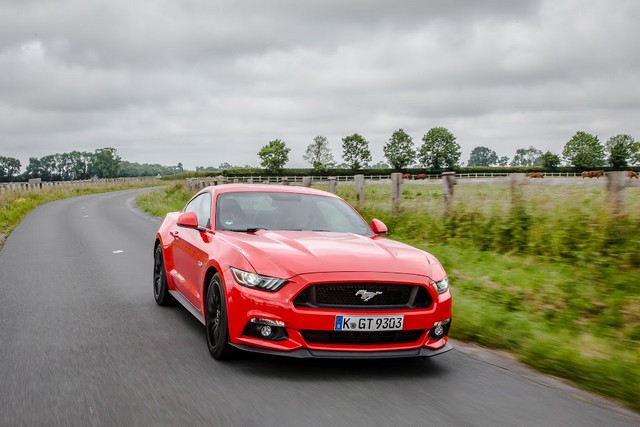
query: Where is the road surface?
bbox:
[1,189,638,426]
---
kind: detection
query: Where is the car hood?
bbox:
[219,230,436,279]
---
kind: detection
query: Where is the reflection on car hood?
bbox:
[220,230,435,279]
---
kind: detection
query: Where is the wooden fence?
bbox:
[186,171,639,213]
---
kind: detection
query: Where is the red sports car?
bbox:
[153,184,452,359]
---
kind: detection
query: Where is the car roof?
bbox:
[203,184,341,199]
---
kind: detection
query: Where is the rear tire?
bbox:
[205,273,235,360]
[153,245,176,306]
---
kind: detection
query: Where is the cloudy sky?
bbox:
[1,0,639,170]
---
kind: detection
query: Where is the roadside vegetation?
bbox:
[136,181,640,411]
[0,180,160,247]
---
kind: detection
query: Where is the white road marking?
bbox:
[112,250,124,254]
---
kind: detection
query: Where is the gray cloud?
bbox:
[1,0,638,169]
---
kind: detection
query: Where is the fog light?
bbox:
[428,318,451,340]
[243,318,288,341]
[260,325,273,337]
[432,324,445,338]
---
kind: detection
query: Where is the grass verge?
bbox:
[136,181,639,411]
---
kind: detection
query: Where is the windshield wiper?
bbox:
[227,227,264,233]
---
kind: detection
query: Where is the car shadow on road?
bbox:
[228,351,451,382]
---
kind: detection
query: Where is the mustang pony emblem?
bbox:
[356,289,383,302]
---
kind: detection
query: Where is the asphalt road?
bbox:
[1,189,638,427]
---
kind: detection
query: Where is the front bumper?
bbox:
[222,269,453,358]
[231,341,453,359]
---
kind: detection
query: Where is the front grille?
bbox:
[294,283,432,309]
[301,330,424,345]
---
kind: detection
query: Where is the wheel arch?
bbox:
[202,265,222,313]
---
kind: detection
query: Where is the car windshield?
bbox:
[215,192,372,236]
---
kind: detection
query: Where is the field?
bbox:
[137,179,640,411]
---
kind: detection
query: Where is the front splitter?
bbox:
[230,342,453,359]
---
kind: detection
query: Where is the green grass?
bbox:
[136,181,640,411]
[134,181,192,217]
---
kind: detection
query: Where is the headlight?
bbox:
[433,277,449,294]
[231,267,287,292]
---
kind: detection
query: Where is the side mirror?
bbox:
[370,218,388,234]
[177,211,199,229]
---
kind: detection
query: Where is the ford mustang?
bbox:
[153,184,452,359]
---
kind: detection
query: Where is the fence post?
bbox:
[442,172,456,213]
[508,173,526,210]
[281,177,289,186]
[509,173,526,190]
[28,178,42,191]
[328,177,337,194]
[302,176,312,187]
[607,171,627,214]
[391,173,402,207]
[355,174,365,203]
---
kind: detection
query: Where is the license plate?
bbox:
[334,315,404,331]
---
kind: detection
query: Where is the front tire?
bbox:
[153,245,175,306]
[205,273,235,360]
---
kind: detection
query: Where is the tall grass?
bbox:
[344,184,640,267]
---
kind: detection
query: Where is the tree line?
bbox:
[255,128,639,173]
[3,129,637,181]
[0,147,184,182]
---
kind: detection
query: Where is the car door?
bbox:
[171,192,212,309]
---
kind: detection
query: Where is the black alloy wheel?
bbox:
[205,274,235,360]
[153,245,175,306]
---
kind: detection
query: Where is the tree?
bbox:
[383,129,416,170]
[342,133,372,170]
[562,131,605,169]
[540,151,561,169]
[0,156,21,181]
[605,134,635,168]
[25,157,43,179]
[418,127,461,170]
[66,151,94,180]
[93,147,121,178]
[498,156,509,167]
[510,146,543,166]
[303,135,335,171]
[258,139,290,172]
[632,139,640,166]
[467,146,498,167]
[369,161,390,169]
